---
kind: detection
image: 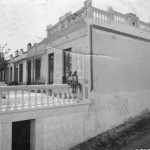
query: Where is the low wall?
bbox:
[88,89,150,137]
[0,102,90,150]
[44,104,90,150]
[1,89,150,150]
[44,89,150,150]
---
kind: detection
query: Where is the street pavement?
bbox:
[120,130,150,150]
[70,112,150,150]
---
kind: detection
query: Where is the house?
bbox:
[6,0,150,93]
[1,1,150,149]
[5,0,150,118]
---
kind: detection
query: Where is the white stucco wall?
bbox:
[1,87,150,150]
[92,28,150,94]
[43,89,150,150]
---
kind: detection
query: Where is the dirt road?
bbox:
[120,130,150,150]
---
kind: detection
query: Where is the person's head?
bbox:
[74,71,77,75]
[68,71,72,76]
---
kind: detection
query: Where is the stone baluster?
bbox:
[6,91,10,111]
[102,14,105,22]
[19,90,24,109]
[16,90,22,110]
[42,89,48,107]
[57,90,60,105]
[29,90,32,108]
[68,88,73,104]
[9,91,16,111]
[30,90,35,108]
[66,91,70,104]
[0,91,7,111]
[54,89,58,105]
[48,89,53,106]
[22,90,25,109]
[95,11,98,21]
[60,90,64,105]
[63,90,67,104]
[70,93,74,104]
[37,90,42,107]
[98,13,101,21]
[24,90,29,109]
[105,15,108,22]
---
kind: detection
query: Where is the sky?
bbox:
[0,0,150,56]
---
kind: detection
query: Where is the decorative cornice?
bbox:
[44,19,87,44]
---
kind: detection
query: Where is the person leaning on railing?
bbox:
[72,71,82,94]
[67,71,73,88]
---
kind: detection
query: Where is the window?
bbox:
[19,64,23,82]
[4,71,5,81]
[10,67,12,81]
[35,58,41,80]
[1,71,3,81]
[63,48,72,83]
[0,72,1,81]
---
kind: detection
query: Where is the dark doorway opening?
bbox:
[27,61,31,85]
[12,120,30,150]
[14,65,18,84]
[63,48,72,84]
[49,53,54,84]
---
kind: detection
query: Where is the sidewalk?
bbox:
[70,111,150,150]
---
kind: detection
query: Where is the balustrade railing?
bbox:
[0,84,90,113]
[47,3,150,37]
[139,21,150,32]
[92,7,150,32]
[92,7,110,23]
[112,11,126,24]
[47,7,86,37]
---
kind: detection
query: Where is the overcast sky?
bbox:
[0,0,150,56]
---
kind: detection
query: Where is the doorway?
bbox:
[12,120,30,150]
[48,53,54,84]
[27,61,31,85]
[15,66,18,84]
[63,48,72,84]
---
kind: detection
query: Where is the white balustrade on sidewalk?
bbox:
[0,84,90,113]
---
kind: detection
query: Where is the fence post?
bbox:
[83,84,90,101]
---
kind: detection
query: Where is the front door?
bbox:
[49,53,54,84]
[12,120,30,150]
[27,61,31,85]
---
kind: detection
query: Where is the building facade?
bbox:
[6,0,150,92]
[1,0,150,150]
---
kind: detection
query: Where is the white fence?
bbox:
[0,84,90,113]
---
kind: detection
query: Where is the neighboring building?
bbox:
[0,54,7,83]
[7,50,27,85]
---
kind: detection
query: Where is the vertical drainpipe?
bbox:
[90,24,93,91]
[33,58,34,84]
